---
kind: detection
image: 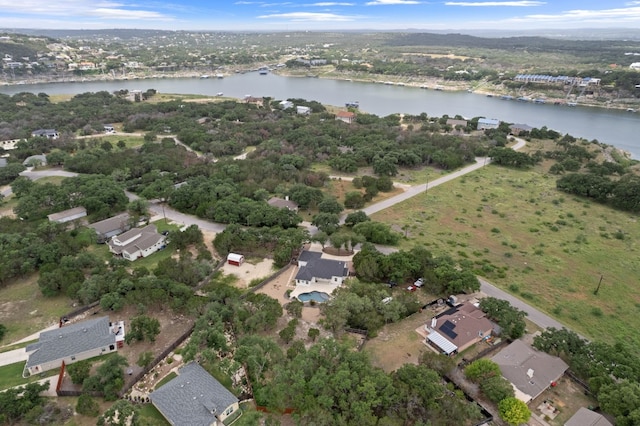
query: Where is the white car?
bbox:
[414,278,424,287]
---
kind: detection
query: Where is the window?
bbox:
[109,344,115,351]
[225,406,234,416]
[71,356,76,361]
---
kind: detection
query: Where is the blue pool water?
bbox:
[297,291,330,303]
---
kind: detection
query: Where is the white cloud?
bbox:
[258,11,355,21]
[366,0,420,5]
[0,0,172,20]
[305,2,355,5]
[445,1,544,6]
[512,6,640,24]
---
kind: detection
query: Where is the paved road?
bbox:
[478,278,571,332]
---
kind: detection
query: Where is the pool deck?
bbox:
[290,282,341,301]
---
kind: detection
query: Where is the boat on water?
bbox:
[215,73,224,79]
[345,101,359,109]
[627,108,636,113]
[419,85,428,89]
[534,98,546,104]
[501,95,513,100]
[216,92,223,97]
[200,75,210,79]
[517,96,531,102]
[567,102,577,107]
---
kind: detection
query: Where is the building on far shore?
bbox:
[477,118,500,130]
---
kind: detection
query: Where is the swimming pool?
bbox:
[297,291,330,303]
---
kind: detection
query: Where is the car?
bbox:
[387,280,398,288]
[406,285,417,292]
[382,297,393,305]
[414,278,424,288]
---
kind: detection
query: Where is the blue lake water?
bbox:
[2,73,638,157]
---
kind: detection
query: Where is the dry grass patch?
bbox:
[371,164,640,348]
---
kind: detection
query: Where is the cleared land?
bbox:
[371,162,640,348]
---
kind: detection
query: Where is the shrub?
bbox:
[76,394,100,417]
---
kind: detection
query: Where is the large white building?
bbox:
[107,224,166,261]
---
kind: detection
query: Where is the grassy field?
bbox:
[0,274,72,345]
[0,361,57,390]
[371,163,640,348]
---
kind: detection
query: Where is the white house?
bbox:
[25,317,124,376]
[107,224,166,261]
[31,129,59,139]
[630,62,640,70]
[296,106,311,115]
[295,251,348,286]
[279,100,294,109]
[477,118,500,130]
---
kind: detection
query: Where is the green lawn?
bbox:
[154,371,177,389]
[372,163,640,348]
[138,403,171,425]
[0,361,57,390]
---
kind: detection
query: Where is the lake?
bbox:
[2,73,639,158]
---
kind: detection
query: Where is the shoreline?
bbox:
[1,69,637,113]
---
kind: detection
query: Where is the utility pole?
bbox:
[594,274,604,295]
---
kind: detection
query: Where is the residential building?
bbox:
[477,118,500,130]
[336,111,356,124]
[0,138,21,150]
[150,362,240,426]
[31,129,59,139]
[425,302,493,356]
[296,106,311,115]
[22,154,48,167]
[227,253,244,266]
[267,196,299,211]
[492,339,569,403]
[294,251,348,286]
[47,206,87,224]
[446,118,468,128]
[88,212,131,243]
[107,224,166,261]
[279,100,294,109]
[0,158,6,168]
[25,317,124,375]
[565,407,613,426]
[509,123,534,136]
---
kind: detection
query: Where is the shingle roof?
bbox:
[565,407,613,426]
[150,362,239,426]
[47,206,87,222]
[434,303,493,349]
[267,197,299,210]
[295,258,347,281]
[26,317,115,368]
[88,213,130,235]
[297,250,322,263]
[492,340,569,402]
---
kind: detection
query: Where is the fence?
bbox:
[458,339,509,368]
[565,369,594,396]
[240,264,292,297]
[119,323,195,397]
[59,301,100,323]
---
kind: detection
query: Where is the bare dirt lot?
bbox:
[221,258,276,289]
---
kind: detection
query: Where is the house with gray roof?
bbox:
[88,212,131,243]
[477,117,500,130]
[492,339,568,403]
[295,252,348,286]
[31,129,59,139]
[108,224,165,261]
[47,206,87,224]
[267,196,299,211]
[150,362,240,426]
[25,316,123,376]
[565,407,613,426]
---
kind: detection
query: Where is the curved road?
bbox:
[5,139,573,334]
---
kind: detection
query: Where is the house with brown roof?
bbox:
[492,339,569,403]
[425,302,493,355]
[336,111,356,124]
[107,224,166,261]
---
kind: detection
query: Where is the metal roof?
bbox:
[426,330,458,355]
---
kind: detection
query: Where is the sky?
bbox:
[2,1,640,31]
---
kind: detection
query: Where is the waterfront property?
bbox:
[150,362,240,426]
[492,339,568,403]
[25,316,124,376]
[477,117,500,130]
[336,110,356,124]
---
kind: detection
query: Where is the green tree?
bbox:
[76,394,100,417]
[126,315,161,344]
[285,300,303,318]
[311,212,340,235]
[317,197,344,214]
[67,360,92,384]
[83,354,128,400]
[481,375,514,403]
[465,359,501,382]
[499,397,531,425]
[598,380,640,426]
[279,319,298,344]
[344,191,365,209]
[344,211,370,227]
[308,328,320,342]
[97,399,139,426]
[479,297,527,340]
[0,381,49,425]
